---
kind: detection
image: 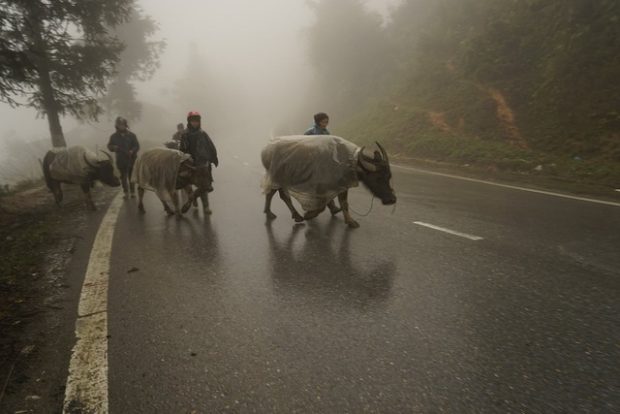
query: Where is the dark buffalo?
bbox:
[133,148,214,216]
[262,135,396,228]
[42,146,120,210]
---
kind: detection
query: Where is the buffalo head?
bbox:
[356,142,396,205]
[84,151,121,187]
[178,160,214,194]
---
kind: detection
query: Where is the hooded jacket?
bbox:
[180,126,218,167]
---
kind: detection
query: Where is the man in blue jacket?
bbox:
[304,112,330,135]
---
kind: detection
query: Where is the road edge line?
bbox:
[393,164,620,207]
[63,194,123,414]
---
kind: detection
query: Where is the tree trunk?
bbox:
[38,70,66,148]
[27,6,67,148]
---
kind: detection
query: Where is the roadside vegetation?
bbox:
[302,0,620,193]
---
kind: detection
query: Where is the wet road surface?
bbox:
[106,143,619,413]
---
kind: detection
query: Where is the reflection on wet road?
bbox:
[107,146,620,413]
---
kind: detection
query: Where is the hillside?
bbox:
[306,0,620,188]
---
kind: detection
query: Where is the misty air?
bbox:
[0,1,619,412]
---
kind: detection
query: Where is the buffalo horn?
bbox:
[83,152,97,169]
[358,147,377,172]
[376,141,389,164]
[99,150,112,162]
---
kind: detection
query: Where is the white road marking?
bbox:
[394,164,620,207]
[413,221,484,241]
[63,194,123,414]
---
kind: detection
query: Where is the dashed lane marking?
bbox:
[413,221,484,241]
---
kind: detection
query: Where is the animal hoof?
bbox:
[203,208,212,215]
[266,212,277,220]
[138,205,146,214]
[293,213,304,223]
[347,220,360,229]
[165,209,175,216]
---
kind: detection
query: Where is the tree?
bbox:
[103,8,164,122]
[0,0,135,147]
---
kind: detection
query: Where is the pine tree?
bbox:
[0,0,136,147]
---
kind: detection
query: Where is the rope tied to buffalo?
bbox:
[348,195,397,217]
[349,195,375,217]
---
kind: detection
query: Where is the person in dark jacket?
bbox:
[107,116,140,198]
[180,111,218,167]
[179,111,218,214]
[304,112,330,135]
[172,123,185,143]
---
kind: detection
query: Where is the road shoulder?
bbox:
[0,185,116,413]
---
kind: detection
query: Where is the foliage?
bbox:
[304,0,620,185]
[0,0,139,146]
[103,8,165,121]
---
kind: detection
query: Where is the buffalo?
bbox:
[42,146,120,210]
[132,148,214,216]
[261,135,396,228]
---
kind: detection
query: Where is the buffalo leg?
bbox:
[181,187,202,214]
[138,187,146,213]
[187,185,198,208]
[161,199,175,216]
[51,181,63,206]
[183,186,196,208]
[278,189,304,222]
[338,191,359,228]
[327,199,341,215]
[264,189,277,220]
[170,189,182,216]
[81,183,96,211]
[200,192,212,215]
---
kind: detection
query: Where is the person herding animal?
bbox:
[107,116,140,199]
[304,112,331,136]
[179,111,219,214]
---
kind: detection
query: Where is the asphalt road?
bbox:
[103,142,619,413]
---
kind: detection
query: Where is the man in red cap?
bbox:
[180,111,218,167]
[179,111,218,214]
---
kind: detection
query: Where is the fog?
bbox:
[0,0,399,184]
